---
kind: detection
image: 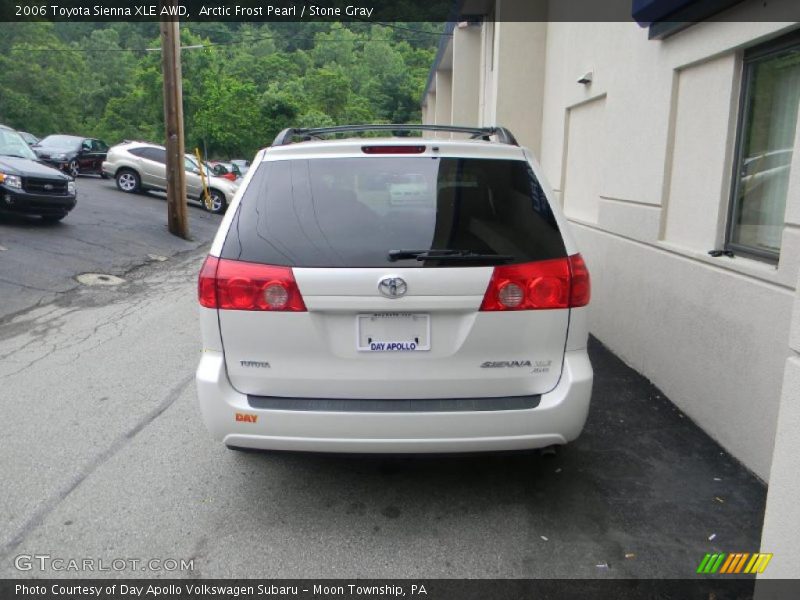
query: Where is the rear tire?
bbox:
[116,169,140,193]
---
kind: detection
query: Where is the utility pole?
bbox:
[160,1,189,239]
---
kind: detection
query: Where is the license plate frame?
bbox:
[356,312,431,352]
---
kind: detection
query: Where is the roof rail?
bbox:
[271,124,518,147]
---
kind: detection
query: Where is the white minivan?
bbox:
[196,125,593,453]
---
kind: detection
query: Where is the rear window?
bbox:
[221,157,566,267]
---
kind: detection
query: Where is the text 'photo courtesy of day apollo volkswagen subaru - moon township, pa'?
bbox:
[195,124,593,454]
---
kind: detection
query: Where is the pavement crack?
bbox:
[0,277,62,293]
[0,372,195,559]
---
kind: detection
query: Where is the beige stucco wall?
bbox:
[422,92,436,126]
[758,85,800,578]
[490,2,548,155]
[758,352,800,578]
[539,18,800,480]
[434,70,452,127]
[452,25,481,126]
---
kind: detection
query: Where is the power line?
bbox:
[18,34,440,53]
[14,22,444,53]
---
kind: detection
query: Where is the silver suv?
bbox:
[196,125,593,454]
[102,141,238,214]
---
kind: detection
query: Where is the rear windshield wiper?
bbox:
[388,249,514,263]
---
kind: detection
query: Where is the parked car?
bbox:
[102,141,238,214]
[0,124,76,222]
[230,159,250,176]
[33,135,109,178]
[208,161,241,181]
[18,131,39,146]
[195,124,593,454]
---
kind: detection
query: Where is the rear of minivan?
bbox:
[196,132,593,453]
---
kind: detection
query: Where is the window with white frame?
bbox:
[727,30,800,261]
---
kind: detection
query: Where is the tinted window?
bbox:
[222,157,565,268]
[139,147,166,164]
[19,132,38,145]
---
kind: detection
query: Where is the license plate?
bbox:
[357,313,430,352]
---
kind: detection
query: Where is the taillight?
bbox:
[567,253,591,307]
[197,256,307,312]
[480,254,590,311]
[198,256,219,308]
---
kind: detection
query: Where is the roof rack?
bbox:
[270,124,518,147]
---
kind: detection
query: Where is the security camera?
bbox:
[577,71,593,85]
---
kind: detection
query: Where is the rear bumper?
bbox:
[195,350,593,453]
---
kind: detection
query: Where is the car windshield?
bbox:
[223,156,566,268]
[0,129,38,160]
[38,135,81,150]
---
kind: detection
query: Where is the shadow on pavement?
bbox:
[226,336,766,578]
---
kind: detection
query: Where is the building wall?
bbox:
[538,19,799,480]
[759,70,800,575]
[421,8,800,480]
[758,273,800,576]
[434,70,453,127]
[422,92,436,126]
[490,1,548,154]
[451,25,482,126]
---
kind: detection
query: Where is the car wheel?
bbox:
[68,160,80,178]
[116,169,140,193]
[207,189,227,214]
[41,213,67,223]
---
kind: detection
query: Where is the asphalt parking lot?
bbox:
[0,176,222,321]
[0,178,767,579]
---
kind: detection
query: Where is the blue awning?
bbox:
[632,0,696,26]
[633,0,748,39]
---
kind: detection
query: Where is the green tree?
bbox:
[1,21,440,159]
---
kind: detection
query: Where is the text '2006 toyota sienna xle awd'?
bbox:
[196,125,593,453]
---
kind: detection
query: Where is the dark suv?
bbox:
[0,125,77,222]
[33,135,109,178]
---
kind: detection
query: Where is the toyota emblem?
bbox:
[378,277,407,299]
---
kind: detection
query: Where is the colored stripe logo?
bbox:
[697,552,773,574]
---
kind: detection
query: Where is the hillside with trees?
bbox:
[0,22,440,159]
